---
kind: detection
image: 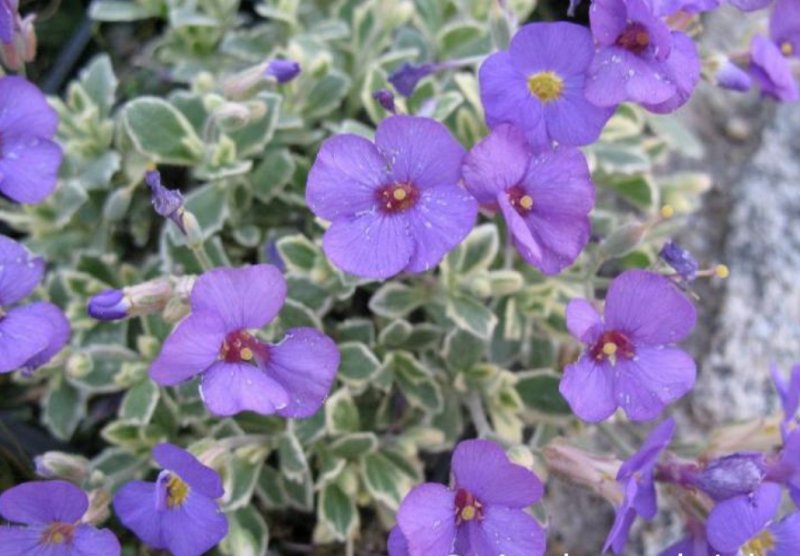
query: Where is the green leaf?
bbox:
[329,432,379,459]
[437,21,489,58]
[303,71,352,120]
[325,388,361,434]
[447,223,499,275]
[42,376,85,441]
[223,447,268,511]
[388,351,443,412]
[219,506,269,556]
[442,328,486,372]
[369,282,425,319]
[119,379,160,424]
[252,149,296,202]
[319,483,358,541]
[378,319,413,347]
[592,143,651,175]
[445,293,498,340]
[229,92,282,158]
[79,55,118,115]
[338,342,382,386]
[89,0,161,21]
[277,235,320,274]
[606,174,658,209]
[100,420,166,450]
[516,370,572,416]
[278,432,309,483]
[123,97,203,164]
[360,450,415,510]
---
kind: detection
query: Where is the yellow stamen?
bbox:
[393,188,408,201]
[602,342,618,356]
[145,162,157,172]
[166,475,190,508]
[660,205,674,219]
[714,264,730,279]
[743,530,776,556]
[782,41,794,56]
[527,71,564,103]
[41,523,74,545]
[519,195,534,210]
[240,347,254,361]
[460,505,477,521]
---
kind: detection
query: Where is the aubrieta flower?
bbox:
[660,520,734,556]
[150,264,340,417]
[748,35,800,102]
[0,235,69,374]
[660,240,699,282]
[0,76,63,204]
[264,59,301,83]
[0,0,14,44]
[585,0,701,114]
[462,124,595,274]
[714,57,753,93]
[657,0,721,15]
[771,0,800,58]
[604,419,675,554]
[113,443,227,556]
[479,22,615,149]
[87,289,129,321]
[145,168,186,234]
[389,439,546,556]
[306,115,477,279]
[771,363,800,431]
[560,269,697,422]
[388,62,436,97]
[729,0,773,11]
[0,480,120,555]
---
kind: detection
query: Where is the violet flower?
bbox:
[372,88,397,113]
[729,0,773,11]
[145,168,186,234]
[586,0,701,114]
[771,0,800,58]
[113,443,227,556]
[771,363,800,430]
[0,0,15,44]
[388,63,436,97]
[604,418,675,554]
[264,59,301,83]
[749,35,800,102]
[660,240,699,282]
[87,289,130,321]
[305,115,477,279]
[660,521,736,556]
[462,124,595,275]
[0,76,63,204]
[705,483,785,553]
[0,235,70,374]
[0,480,120,555]
[715,57,753,92]
[389,439,546,556]
[150,264,340,417]
[657,0,721,14]
[560,269,697,422]
[479,22,615,149]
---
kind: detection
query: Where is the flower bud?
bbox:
[388,62,436,97]
[87,289,130,321]
[372,88,396,113]
[715,56,752,93]
[660,240,699,282]
[34,451,90,483]
[264,58,301,84]
[689,452,767,501]
[543,439,624,505]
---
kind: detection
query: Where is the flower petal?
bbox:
[0,235,44,305]
[559,356,617,422]
[771,512,800,556]
[397,483,456,556]
[19,302,70,371]
[590,0,628,46]
[604,269,697,345]
[498,192,544,267]
[0,137,62,204]
[200,361,290,417]
[0,526,45,555]
[322,211,414,279]
[771,0,800,57]
[0,305,51,374]
[566,298,603,344]
[404,183,477,274]
[153,443,223,499]
[190,264,287,332]
[0,480,87,525]
[603,480,638,554]
[706,483,782,552]
[452,439,543,508]
[160,491,228,556]
[149,313,225,386]
[263,327,340,418]
[387,527,410,556]
[544,80,615,146]
[72,525,121,556]
[306,134,390,221]
[0,77,59,138]
[618,418,675,482]
[374,115,466,191]
[462,124,531,205]
[113,481,165,549]
[510,22,595,77]
[586,48,676,107]
[471,506,546,556]
[641,32,700,114]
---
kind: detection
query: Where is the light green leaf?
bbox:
[369,283,425,319]
[219,506,269,556]
[446,293,498,340]
[119,379,160,424]
[319,483,358,541]
[325,388,361,435]
[123,97,203,165]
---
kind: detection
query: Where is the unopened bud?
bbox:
[372,88,396,113]
[145,168,186,235]
[543,439,623,505]
[87,289,130,321]
[264,58,301,83]
[34,451,90,483]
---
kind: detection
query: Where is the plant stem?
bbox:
[466,391,493,438]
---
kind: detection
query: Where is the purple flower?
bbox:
[729,0,773,11]
[705,483,785,553]
[149,264,340,417]
[306,115,477,279]
[771,363,800,429]
[604,419,675,554]
[462,124,595,274]
[264,59,301,83]
[749,35,800,102]
[0,235,70,374]
[692,452,769,501]
[145,168,186,234]
[0,480,120,555]
[0,76,62,204]
[560,269,697,422]
[479,22,615,149]
[389,439,546,556]
[388,63,436,97]
[660,240,699,282]
[715,57,753,92]
[586,0,701,114]
[771,0,800,58]
[656,0,721,14]
[113,443,227,556]
[372,88,397,113]
[0,0,15,44]
[87,289,129,321]
[660,521,736,556]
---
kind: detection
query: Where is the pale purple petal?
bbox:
[560,356,617,422]
[149,313,226,386]
[190,264,288,332]
[716,58,753,92]
[200,361,290,416]
[0,1,13,45]
[20,302,70,371]
[618,419,675,481]
[543,82,615,146]
[522,147,595,219]
[160,491,228,556]
[603,480,638,554]
[0,305,51,374]
[113,481,165,549]
[266,327,340,418]
[614,347,696,421]
[605,269,697,345]
[0,235,44,305]
[322,211,414,279]
[510,22,595,77]
[771,0,800,56]
[0,77,59,138]
[566,298,603,344]
[590,0,628,46]
[462,124,531,205]
[387,527,410,556]
[498,193,544,268]
[306,134,390,221]
[397,483,456,556]
[0,526,45,555]
[404,184,477,274]
[642,33,700,114]
[771,512,800,556]
[452,439,543,508]
[0,137,62,204]
[586,48,677,107]
[152,443,223,499]
[706,483,782,552]
[729,0,773,11]
[0,480,87,525]
[72,525,121,556]
[374,115,466,191]
[471,506,546,556]
[749,35,800,102]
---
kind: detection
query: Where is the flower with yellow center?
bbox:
[743,529,776,556]
[782,42,794,57]
[527,71,564,103]
[166,475,191,508]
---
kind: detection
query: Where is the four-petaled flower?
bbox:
[771,0,800,59]
[306,115,477,279]
[149,264,340,417]
[113,443,228,556]
[0,480,120,555]
[389,439,546,556]
[560,269,697,422]
[748,35,800,102]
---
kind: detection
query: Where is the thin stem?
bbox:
[465,391,493,438]
[345,538,355,556]
[191,244,214,271]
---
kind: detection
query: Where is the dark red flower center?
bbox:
[616,23,651,55]
[454,488,483,524]
[41,522,75,545]
[376,182,419,214]
[220,330,268,364]
[589,330,635,364]
[507,185,534,216]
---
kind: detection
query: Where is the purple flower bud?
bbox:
[372,88,396,113]
[87,289,130,321]
[388,62,436,97]
[691,452,767,501]
[660,240,699,282]
[716,58,753,92]
[145,168,187,234]
[264,59,301,83]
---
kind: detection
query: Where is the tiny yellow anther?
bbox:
[460,505,477,521]
[660,205,674,219]
[519,195,534,210]
[145,162,157,172]
[240,347,254,360]
[714,264,730,279]
[782,42,794,56]
[393,188,408,201]
[602,342,618,356]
